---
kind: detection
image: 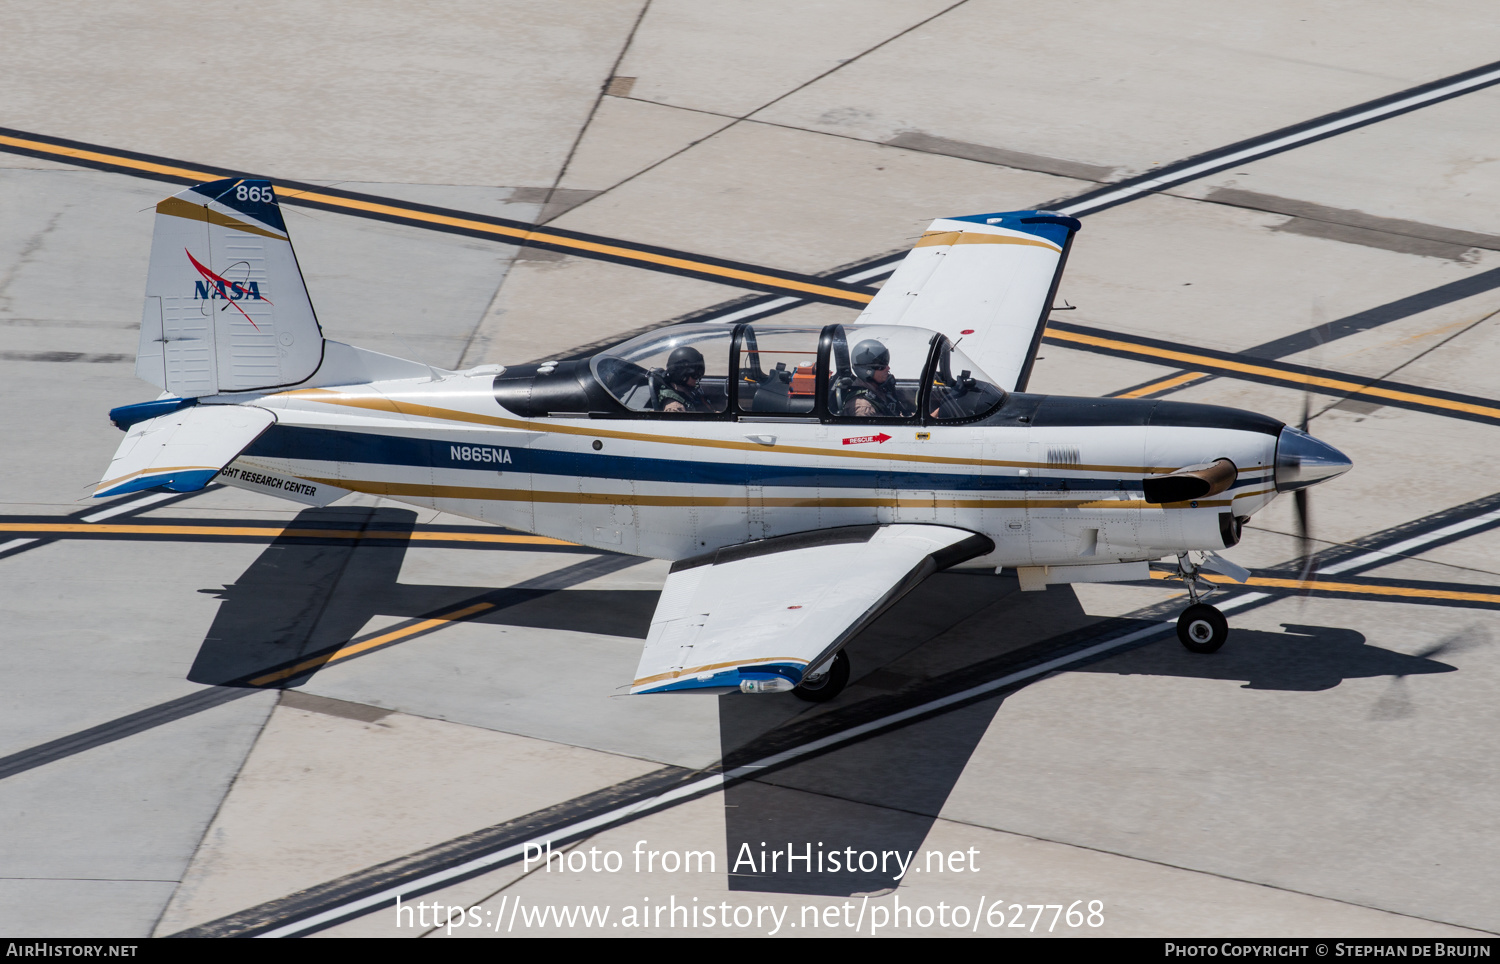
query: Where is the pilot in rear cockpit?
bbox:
[841,339,914,417]
[657,346,711,413]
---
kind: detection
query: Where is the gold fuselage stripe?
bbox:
[299,476,1262,511]
[282,389,1273,477]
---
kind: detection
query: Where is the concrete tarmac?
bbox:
[1,0,1498,939]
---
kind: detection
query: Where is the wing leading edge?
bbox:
[631,525,994,695]
[856,210,1080,392]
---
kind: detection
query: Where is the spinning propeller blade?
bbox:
[1295,391,1316,589]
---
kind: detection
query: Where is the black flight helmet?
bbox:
[852,339,890,380]
[666,345,706,385]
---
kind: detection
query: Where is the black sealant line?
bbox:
[9,483,1497,789]
[8,60,1499,320]
[613,59,1500,335]
[1047,319,1500,426]
[1108,267,1500,399]
[172,490,1500,938]
[0,126,874,308]
[1049,58,1500,217]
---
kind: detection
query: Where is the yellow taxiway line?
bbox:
[0,522,573,546]
[248,601,497,686]
[1150,569,1500,606]
[1049,328,1500,422]
[0,132,871,307]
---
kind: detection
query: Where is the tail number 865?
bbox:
[236,184,275,203]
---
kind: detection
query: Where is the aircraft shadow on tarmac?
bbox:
[717,572,1079,899]
[1086,623,1459,692]
[186,507,1471,900]
[716,589,1471,898]
[187,505,655,686]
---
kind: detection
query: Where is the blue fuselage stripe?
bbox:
[244,425,1269,493]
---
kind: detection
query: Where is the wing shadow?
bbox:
[718,571,1086,897]
[187,505,653,686]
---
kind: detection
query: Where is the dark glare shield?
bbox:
[1274,426,1352,492]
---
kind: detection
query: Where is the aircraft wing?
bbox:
[631,524,993,694]
[855,210,1080,392]
[95,403,275,498]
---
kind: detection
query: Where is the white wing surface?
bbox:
[95,403,275,498]
[631,525,993,694]
[856,210,1080,392]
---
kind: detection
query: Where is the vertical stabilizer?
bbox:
[137,178,324,396]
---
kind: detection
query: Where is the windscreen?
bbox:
[590,325,733,413]
[929,339,1006,421]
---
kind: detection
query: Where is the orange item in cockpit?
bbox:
[789,362,817,396]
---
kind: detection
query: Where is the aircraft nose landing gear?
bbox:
[1172,552,1232,654]
[1177,603,1228,654]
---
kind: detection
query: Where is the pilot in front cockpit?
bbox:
[657,346,711,413]
[841,339,914,417]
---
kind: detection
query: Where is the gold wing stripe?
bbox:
[916,230,1060,252]
[632,656,811,689]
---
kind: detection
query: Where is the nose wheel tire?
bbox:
[793,650,850,702]
[1177,604,1229,654]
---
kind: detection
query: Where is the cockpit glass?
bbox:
[736,327,820,415]
[826,325,931,420]
[929,339,1006,421]
[591,325,731,414]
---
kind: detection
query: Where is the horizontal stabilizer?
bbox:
[137,178,324,397]
[631,524,992,694]
[95,404,275,498]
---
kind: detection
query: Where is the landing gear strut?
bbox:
[793,650,850,702]
[1173,553,1229,654]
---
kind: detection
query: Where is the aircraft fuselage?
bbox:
[227,373,1284,573]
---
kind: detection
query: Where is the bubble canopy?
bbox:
[581,322,1006,422]
[489,323,1004,420]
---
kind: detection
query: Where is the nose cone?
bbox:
[1275,425,1352,492]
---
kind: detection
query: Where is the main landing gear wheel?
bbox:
[793,650,850,703]
[1177,604,1229,654]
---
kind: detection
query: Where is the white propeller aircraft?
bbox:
[96,179,1351,702]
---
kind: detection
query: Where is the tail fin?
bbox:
[137,178,324,397]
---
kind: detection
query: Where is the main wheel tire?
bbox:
[1177,604,1229,654]
[793,650,850,703]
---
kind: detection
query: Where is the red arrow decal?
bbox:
[842,432,892,446]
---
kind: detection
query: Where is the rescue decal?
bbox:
[842,433,892,446]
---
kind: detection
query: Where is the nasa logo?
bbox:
[185,249,273,330]
[193,279,265,301]
[450,445,513,465]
